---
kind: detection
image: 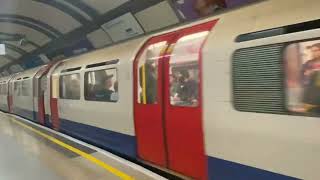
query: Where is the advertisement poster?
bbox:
[173,0,257,20]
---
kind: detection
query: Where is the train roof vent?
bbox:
[61,67,81,73]
[236,19,320,42]
[23,77,29,79]
[17,78,21,80]
[86,59,119,69]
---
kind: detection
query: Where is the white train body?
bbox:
[0,75,13,112]
[1,1,320,179]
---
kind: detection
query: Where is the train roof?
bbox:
[52,36,146,73]
[8,0,320,76]
[12,65,46,81]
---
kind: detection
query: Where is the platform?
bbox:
[0,112,166,180]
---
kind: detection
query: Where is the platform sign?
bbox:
[0,44,5,55]
[101,12,144,42]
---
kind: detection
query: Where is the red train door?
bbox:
[50,73,60,130]
[134,20,218,179]
[34,63,56,125]
[133,32,177,167]
[164,21,217,179]
[34,66,48,125]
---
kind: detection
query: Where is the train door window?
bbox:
[169,31,209,107]
[0,84,4,95]
[285,39,320,114]
[14,81,21,96]
[3,84,6,95]
[84,68,118,102]
[59,74,80,100]
[137,41,168,104]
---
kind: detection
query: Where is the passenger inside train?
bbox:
[85,69,119,102]
[171,69,199,107]
[286,40,320,113]
[0,0,318,180]
[138,50,158,104]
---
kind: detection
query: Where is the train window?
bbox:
[84,68,118,102]
[137,41,167,104]
[0,84,6,95]
[170,32,209,107]
[285,40,320,114]
[21,80,30,96]
[14,81,21,96]
[59,74,80,100]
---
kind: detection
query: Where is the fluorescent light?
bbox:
[0,44,5,55]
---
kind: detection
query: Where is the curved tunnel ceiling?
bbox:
[0,0,181,75]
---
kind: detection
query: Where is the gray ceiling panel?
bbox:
[0,0,180,75]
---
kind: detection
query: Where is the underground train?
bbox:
[1,0,320,179]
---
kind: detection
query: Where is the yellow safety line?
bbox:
[10,118,135,180]
[142,64,147,104]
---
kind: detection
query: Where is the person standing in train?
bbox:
[285,43,304,112]
[176,70,198,106]
[94,74,114,102]
[302,43,320,113]
[139,52,158,104]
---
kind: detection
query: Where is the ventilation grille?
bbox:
[233,44,286,114]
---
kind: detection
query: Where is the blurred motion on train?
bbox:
[0,0,319,179]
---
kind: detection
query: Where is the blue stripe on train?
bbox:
[6,107,302,179]
[13,107,35,121]
[59,119,137,158]
[44,114,52,128]
[207,156,301,180]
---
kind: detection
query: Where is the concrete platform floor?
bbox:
[0,112,166,180]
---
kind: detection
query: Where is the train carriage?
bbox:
[0,75,14,112]
[10,66,46,121]
[202,1,320,179]
[48,37,146,157]
[0,0,320,179]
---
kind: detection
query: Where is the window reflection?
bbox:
[59,74,80,100]
[169,31,208,107]
[137,41,167,104]
[85,68,118,102]
[170,65,199,107]
[21,80,30,96]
